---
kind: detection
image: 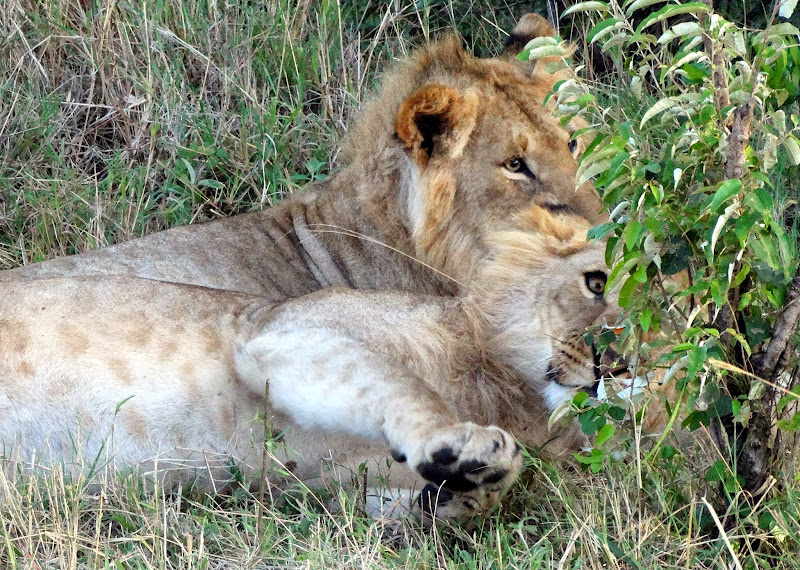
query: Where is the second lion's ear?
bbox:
[500,13,557,60]
[396,84,477,166]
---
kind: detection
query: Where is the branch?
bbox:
[699,0,731,115]
[724,99,755,181]
[739,269,800,493]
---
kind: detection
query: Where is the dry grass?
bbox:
[2,0,800,568]
[4,444,800,568]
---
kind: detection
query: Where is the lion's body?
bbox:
[0,209,615,518]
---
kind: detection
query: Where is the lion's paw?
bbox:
[407,423,522,517]
[418,482,510,519]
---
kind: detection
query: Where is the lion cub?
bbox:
[0,208,616,519]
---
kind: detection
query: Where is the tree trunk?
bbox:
[738,272,800,492]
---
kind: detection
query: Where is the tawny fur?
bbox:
[0,207,616,519]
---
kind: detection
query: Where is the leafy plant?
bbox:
[526,0,800,491]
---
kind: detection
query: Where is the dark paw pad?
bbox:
[431,447,458,465]
[416,455,508,493]
[482,469,509,485]
[419,483,453,514]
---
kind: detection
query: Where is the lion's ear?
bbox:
[500,13,557,59]
[395,84,477,166]
[500,13,575,97]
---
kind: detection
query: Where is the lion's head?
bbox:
[475,206,620,417]
[342,14,604,286]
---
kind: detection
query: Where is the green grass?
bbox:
[3,0,800,568]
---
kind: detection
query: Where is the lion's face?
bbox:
[345,14,604,287]
[475,208,620,411]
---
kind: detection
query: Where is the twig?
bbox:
[257,378,273,537]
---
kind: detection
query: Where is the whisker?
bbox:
[307,223,466,288]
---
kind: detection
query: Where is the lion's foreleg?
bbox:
[235,327,453,455]
[235,324,523,518]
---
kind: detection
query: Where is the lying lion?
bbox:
[0,207,617,519]
[0,14,604,300]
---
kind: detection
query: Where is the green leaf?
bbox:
[640,308,652,331]
[744,187,773,213]
[578,159,613,187]
[608,406,626,421]
[687,344,707,380]
[573,391,590,407]
[777,413,800,432]
[180,158,196,184]
[624,220,643,251]
[751,234,781,271]
[618,274,638,308]
[658,21,703,44]
[640,97,678,128]
[588,19,623,44]
[579,411,602,435]
[724,474,745,494]
[635,2,712,34]
[595,424,615,446]
[709,179,742,213]
[745,314,770,346]
[588,222,618,241]
[705,460,729,482]
[768,22,799,38]
[660,445,677,459]
[682,410,710,430]
[562,1,610,16]
[523,45,568,61]
[574,448,605,465]
[783,135,800,166]
[778,389,800,415]
[625,0,669,17]
[734,211,760,246]
[633,263,648,283]
[606,252,641,293]
[197,179,224,189]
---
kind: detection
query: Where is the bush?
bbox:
[522,0,800,493]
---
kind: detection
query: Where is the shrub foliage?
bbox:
[524,0,800,494]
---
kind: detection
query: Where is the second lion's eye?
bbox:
[568,138,579,155]
[584,271,607,296]
[504,157,523,172]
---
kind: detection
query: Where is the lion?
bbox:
[0,14,604,301]
[0,206,618,520]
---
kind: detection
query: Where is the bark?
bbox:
[699,0,731,116]
[724,99,755,181]
[739,272,800,493]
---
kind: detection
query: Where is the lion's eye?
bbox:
[584,271,607,296]
[568,138,579,155]
[502,157,535,179]
[504,157,524,172]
